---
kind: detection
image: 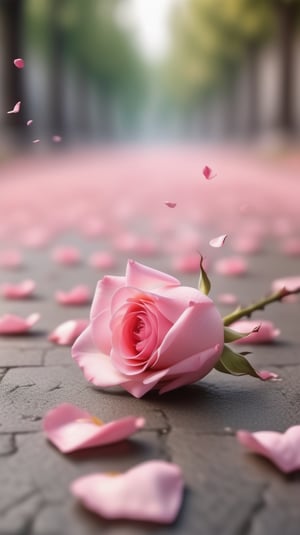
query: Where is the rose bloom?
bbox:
[72,260,224,398]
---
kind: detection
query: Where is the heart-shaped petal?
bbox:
[237,426,300,473]
[71,460,184,523]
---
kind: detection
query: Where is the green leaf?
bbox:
[224,324,260,343]
[198,255,211,296]
[214,344,261,379]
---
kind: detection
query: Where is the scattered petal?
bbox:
[13,58,25,69]
[237,426,300,473]
[230,319,280,344]
[32,139,40,144]
[202,165,217,180]
[0,313,40,334]
[164,201,177,208]
[172,253,208,274]
[55,285,91,306]
[256,370,280,381]
[7,101,21,114]
[214,256,248,276]
[88,251,116,269]
[271,276,300,302]
[26,119,33,126]
[51,246,81,266]
[0,279,36,299]
[43,403,145,453]
[0,249,23,269]
[217,293,238,305]
[71,460,184,523]
[52,135,62,143]
[49,319,89,346]
[209,234,227,248]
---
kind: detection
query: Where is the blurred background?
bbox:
[1,0,300,149]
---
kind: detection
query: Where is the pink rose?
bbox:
[72,260,224,398]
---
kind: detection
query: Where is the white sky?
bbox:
[126,0,179,59]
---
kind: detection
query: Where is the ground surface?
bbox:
[0,144,300,535]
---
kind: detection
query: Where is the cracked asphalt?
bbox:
[1,145,300,535]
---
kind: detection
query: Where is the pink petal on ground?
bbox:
[209,234,227,248]
[52,135,62,143]
[7,101,21,114]
[231,235,263,254]
[214,256,248,276]
[237,426,300,473]
[0,313,40,334]
[171,253,208,274]
[26,119,33,126]
[51,246,81,266]
[271,276,300,302]
[13,58,25,69]
[43,403,145,453]
[55,285,91,306]
[49,319,89,346]
[0,250,23,268]
[71,460,184,523]
[256,370,280,381]
[164,201,177,208]
[88,251,116,269]
[0,279,36,299]
[202,165,217,180]
[32,139,40,144]
[217,293,238,305]
[230,319,280,344]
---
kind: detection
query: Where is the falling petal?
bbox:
[202,165,217,180]
[209,234,227,248]
[164,201,177,208]
[71,460,184,523]
[0,279,36,299]
[237,425,300,473]
[43,403,145,453]
[230,319,280,344]
[7,101,21,114]
[32,139,40,144]
[13,58,25,69]
[48,319,89,346]
[52,135,62,143]
[26,119,33,126]
[55,285,91,306]
[0,313,40,334]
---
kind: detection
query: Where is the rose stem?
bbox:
[223,286,300,326]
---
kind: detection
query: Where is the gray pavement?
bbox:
[1,231,300,535]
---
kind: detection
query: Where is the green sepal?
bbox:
[198,255,211,296]
[214,344,261,379]
[224,325,260,343]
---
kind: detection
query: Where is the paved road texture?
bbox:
[0,145,300,535]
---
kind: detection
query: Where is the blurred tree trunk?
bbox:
[276,2,298,134]
[1,0,26,144]
[48,0,66,139]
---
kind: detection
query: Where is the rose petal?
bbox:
[13,58,25,69]
[88,251,116,269]
[55,285,91,306]
[272,276,300,293]
[51,246,81,266]
[49,319,89,346]
[214,256,248,276]
[7,101,21,114]
[32,139,40,144]
[126,259,179,290]
[230,320,280,344]
[237,426,300,473]
[256,370,280,381]
[26,119,33,126]
[202,165,217,180]
[164,201,177,208]
[0,313,40,334]
[171,252,204,274]
[71,460,184,523]
[52,135,62,143]
[0,279,36,299]
[43,403,145,453]
[217,293,238,305]
[209,234,227,248]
